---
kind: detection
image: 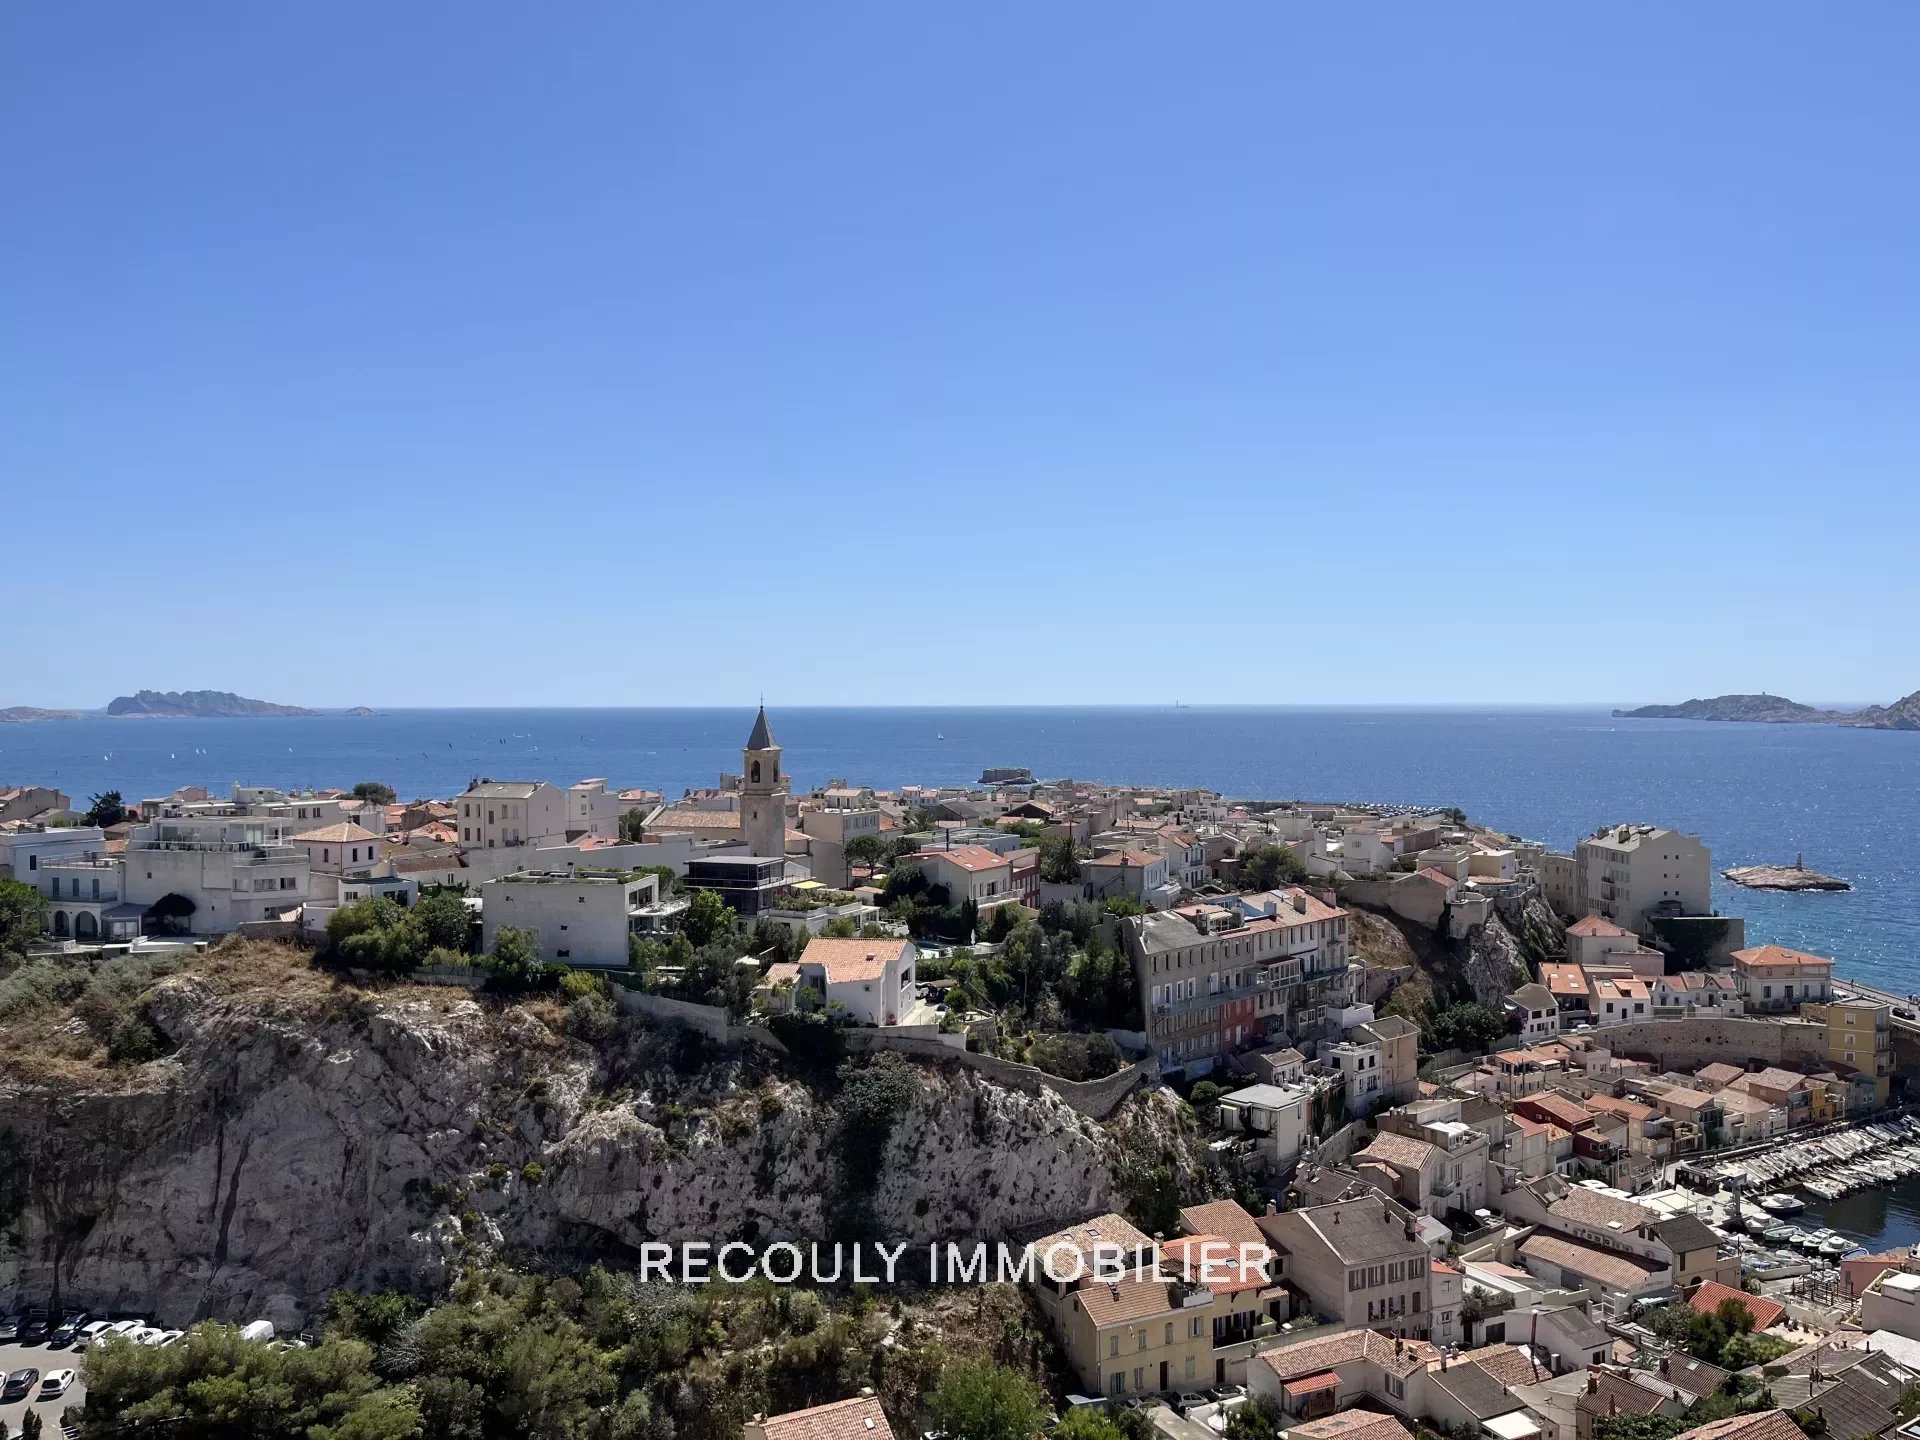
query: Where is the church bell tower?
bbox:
[741,704,788,859]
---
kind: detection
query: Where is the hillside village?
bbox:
[4,709,1919,1440]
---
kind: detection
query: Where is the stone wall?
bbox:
[843,1031,1155,1120]
[1589,1015,1828,1071]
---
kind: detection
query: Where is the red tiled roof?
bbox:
[1689,1280,1785,1332]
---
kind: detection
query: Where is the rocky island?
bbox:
[1616,687,1920,730]
[1725,856,1851,891]
[0,705,88,723]
[107,688,320,718]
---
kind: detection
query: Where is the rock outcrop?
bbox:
[106,689,319,717]
[0,977,1133,1331]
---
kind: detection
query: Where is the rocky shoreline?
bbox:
[1724,863,1851,892]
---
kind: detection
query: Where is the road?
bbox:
[1,1338,87,1435]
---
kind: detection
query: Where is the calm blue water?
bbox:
[3,706,1915,987]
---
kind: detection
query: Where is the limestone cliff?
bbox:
[0,965,1147,1332]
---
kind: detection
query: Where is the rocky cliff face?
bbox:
[0,975,1141,1331]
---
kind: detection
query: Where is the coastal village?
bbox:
[3,707,1919,1440]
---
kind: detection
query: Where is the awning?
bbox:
[1283,1371,1343,1396]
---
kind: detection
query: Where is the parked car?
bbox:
[130,1325,169,1346]
[74,1320,115,1351]
[0,1312,19,1342]
[103,1319,147,1338]
[40,1368,77,1398]
[153,1329,186,1347]
[240,1319,276,1343]
[19,1308,52,1343]
[1173,1394,1210,1418]
[52,1312,90,1346]
[2,1368,42,1401]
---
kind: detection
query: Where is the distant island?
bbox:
[107,689,320,718]
[0,706,89,724]
[1615,688,1920,730]
[1725,862,1851,892]
[344,706,377,717]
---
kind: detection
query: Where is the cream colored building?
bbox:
[1572,825,1711,935]
[456,780,572,851]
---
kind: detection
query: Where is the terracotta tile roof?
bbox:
[913,845,1010,873]
[1569,914,1633,938]
[1670,1411,1806,1440]
[1256,1328,1437,1383]
[1689,1280,1785,1332]
[757,1395,895,1440]
[1577,1371,1670,1418]
[1412,866,1458,888]
[1025,1212,1152,1265]
[1357,1132,1438,1171]
[649,806,742,830]
[1518,1233,1661,1290]
[291,822,379,844]
[1694,1063,1744,1088]
[1520,1093,1596,1130]
[798,937,911,984]
[1178,1199,1266,1251]
[1743,1067,1812,1093]
[1542,963,1591,998]
[1289,1412,1413,1440]
[1732,944,1834,972]
[1548,1187,1656,1232]
[1160,1235,1271,1294]
[1075,1275,1179,1326]
[1462,1341,1552,1387]
[1084,847,1162,868]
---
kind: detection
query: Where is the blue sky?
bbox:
[5,3,1917,708]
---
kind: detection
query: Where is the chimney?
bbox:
[1659,1358,1669,1377]
[1267,1200,1279,1216]
[1588,1374,1599,1395]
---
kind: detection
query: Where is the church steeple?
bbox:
[741,703,787,859]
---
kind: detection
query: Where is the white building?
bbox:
[567,779,623,838]
[124,810,310,934]
[1,825,110,885]
[1573,825,1711,935]
[40,855,142,942]
[791,935,918,1027]
[1218,1082,1313,1169]
[1330,1035,1385,1115]
[456,780,572,851]
[478,869,665,968]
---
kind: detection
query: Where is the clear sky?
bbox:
[5,3,1917,708]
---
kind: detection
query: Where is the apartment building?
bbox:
[1079,847,1178,910]
[1817,999,1892,1105]
[566,779,623,838]
[123,809,310,933]
[1731,944,1834,1014]
[1571,825,1711,935]
[456,780,571,850]
[1257,1196,1434,1339]
[800,794,883,888]
[1127,888,1349,1076]
[478,868,663,967]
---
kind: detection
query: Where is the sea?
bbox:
[3,705,1916,990]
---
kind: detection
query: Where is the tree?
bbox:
[1237,843,1307,890]
[411,890,474,953]
[1224,1396,1286,1440]
[679,888,736,948]
[18,1411,39,1440]
[84,790,128,828]
[618,808,649,843]
[925,1358,1051,1440]
[483,926,559,994]
[350,782,397,806]
[1425,1002,1509,1054]
[1058,940,1138,1029]
[1038,835,1081,884]
[1057,1409,1156,1440]
[0,876,49,964]
[843,834,890,874]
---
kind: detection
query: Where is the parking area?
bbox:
[1,1339,87,1434]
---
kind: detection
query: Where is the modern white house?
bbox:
[1,824,111,885]
[478,868,666,967]
[123,809,311,934]
[456,780,572,851]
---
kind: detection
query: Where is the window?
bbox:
[1136,1331,1147,1352]
[1108,1336,1119,1358]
